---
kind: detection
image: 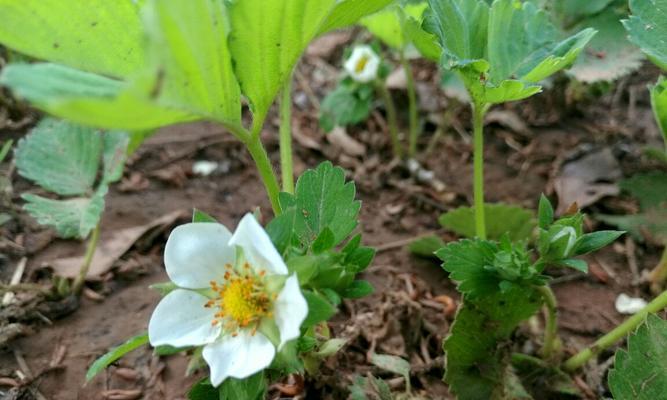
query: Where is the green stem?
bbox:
[72,223,101,294]
[472,103,487,239]
[245,130,282,216]
[376,82,403,159]
[537,285,559,360]
[279,79,295,194]
[401,52,419,158]
[563,289,667,371]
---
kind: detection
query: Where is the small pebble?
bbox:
[615,293,647,314]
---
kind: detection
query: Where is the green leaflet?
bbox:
[652,77,667,142]
[228,0,336,119]
[0,0,145,78]
[0,63,194,130]
[361,2,428,50]
[318,0,395,35]
[142,0,241,124]
[85,332,149,382]
[608,314,667,399]
[444,288,542,400]
[319,83,373,132]
[624,0,667,70]
[438,203,536,242]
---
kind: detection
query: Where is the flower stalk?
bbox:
[472,103,488,239]
[537,285,560,360]
[72,223,101,294]
[376,82,403,159]
[401,52,419,158]
[279,77,295,194]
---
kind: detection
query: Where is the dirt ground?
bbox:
[1,34,666,400]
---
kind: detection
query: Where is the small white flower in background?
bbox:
[344,45,380,83]
[615,293,647,315]
[148,214,308,386]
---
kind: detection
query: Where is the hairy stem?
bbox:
[401,52,419,158]
[72,223,101,294]
[563,289,667,371]
[279,79,295,194]
[472,103,487,239]
[245,129,282,216]
[376,82,403,159]
[537,285,559,360]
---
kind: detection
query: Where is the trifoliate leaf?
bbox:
[439,203,536,242]
[608,314,667,399]
[142,0,241,124]
[444,287,542,399]
[651,77,667,142]
[408,234,445,258]
[319,84,373,133]
[0,0,145,78]
[15,118,103,196]
[228,0,336,119]
[22,187,106,239]
[623,0,667,70]
[86,332,148,382]
[318,0,394,35]
[569,9,644,83]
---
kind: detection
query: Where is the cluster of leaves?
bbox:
[435,196,623,398]
[14,119,128,239]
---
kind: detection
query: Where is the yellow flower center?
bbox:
[206,263,272,334]
[355,55,370,74]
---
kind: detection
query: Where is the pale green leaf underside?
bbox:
[484,79,541,104]
[22,187,107,239]
[229,0,336,118]
[405,17,441,62]
[439,203,536,242]
[0,0,144,78]
[15,119,102,196]
[652,77,667,141]
[608,314,667,399]
[0,63,194,130]
[318,0,394,35]
[569,10,644,83]
[624,0,667,70]
[143,0,241,123]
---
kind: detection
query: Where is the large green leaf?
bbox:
[0,0,144,78]
[228,0,336,119]
[652,77,667,141]
[22,187,107,239]
[15,119,103,196]
[439,203,536,242]
[318,0,395,35]
[444,288,542,399]
[361,2,428,50]
[624,0,667,70]
[142,0,241,123]
[0,63,194,130]
[608,314,667,399]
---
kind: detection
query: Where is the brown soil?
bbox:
[1,41,666,400]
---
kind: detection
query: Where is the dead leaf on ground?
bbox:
[48,210,186,279]
[327,127,366,157]
[306,31,352,58]
[386,67,407,90]
[553,148,621,214]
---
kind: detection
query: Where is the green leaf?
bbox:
[312,228,336,254]
[435,238,500,297]
[219,372,267,400]
[370,353,411,382]
[86,332,148,382]
[538,194,554,230]
[608,314,667,399]
[568,9,645,83]
[597,211,667,244]
[313,338,347,357]
[624,0,667,70]
[361,3,428,50]
[15,118,103,196]
[651,77,667,144]
[319,84,373,132]
[620,172,667,210]
[439,203,536,242]
[404,15,441,62]
[0,140,13,164]
[0,63,194,130]
[192,209,219,223]
[187,378,218,400]
[559,258,588,273]
[303,290,337,328]
[556,0,614,17]
[444,288,542,399]
[228,0,336,119]
[0,0,145,78]
[318,0,394,35]
[574,230,625,255]
[341,280,374,299]
[22,187,106,239]
[483,79,541,104]
[408,234,445,258]
[142,0,241,124]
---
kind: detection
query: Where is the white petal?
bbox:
[203,331,275,386]
[228,214,288,275]
[344,45,379,83]
[164,222,235,289]
[274,275,308,349]
[148,289,221,347]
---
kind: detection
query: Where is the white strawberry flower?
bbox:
[344,45,380,83]
[148,214,308,386]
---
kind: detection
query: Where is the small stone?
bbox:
[615,293,647,314]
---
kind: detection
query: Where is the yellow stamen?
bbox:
[355,55,369,74]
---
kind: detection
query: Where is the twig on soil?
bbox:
[374,233,437,253]
[2,257,26,305]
